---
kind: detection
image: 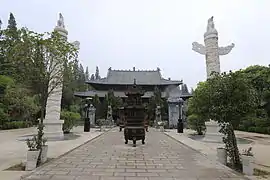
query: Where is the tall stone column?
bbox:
[192,16,235,79]
[43,13,68,140]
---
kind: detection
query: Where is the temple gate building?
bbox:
[74,67,192,128]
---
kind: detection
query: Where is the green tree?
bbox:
[90,74,95,80]
[93,94,102,119]
[0,15,86,130]
[239,65,269,97]
[207,71,258,169]
[102,94,109,118]
[0,75,15,96]
[107,89,122,111]
[6,13,19,43]
[262,90,270,117]
[236,65,270,132]
[3,84,39,122]
[95,66,100,80]
[85,66,90,81]
[77,64,87,91]
[93,94,100,107]
[187,82,211,123]
[7,13,17,31]
[13,30,78,123]
[62,61,75,110]
[61,110,81,133]
[0,14,20,77]
[187,114,205,135]
[187,83,210,135]
[147,87,163,124]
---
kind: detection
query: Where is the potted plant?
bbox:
[25,136,40,171]
[241,147,254,176]
[216,147,227,165]
[40,138,48,164]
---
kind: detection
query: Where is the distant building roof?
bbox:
[74,90,167,98]
[86,67,182,85]
[74,84,193,99]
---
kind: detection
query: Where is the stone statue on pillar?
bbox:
[57,13,65,28]
[192,16,235,79]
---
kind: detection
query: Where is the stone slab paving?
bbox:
[23,128,247,180]
[165,129,270,173]
[0,126,102,171]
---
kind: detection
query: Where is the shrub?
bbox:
[69,104,80,113]
[187,114,206,135]
[247,127,256,132]
[0,107,9,127]
[0,121,32,130]
[61,110,80,134]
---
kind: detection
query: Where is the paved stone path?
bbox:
[24,129,247,180]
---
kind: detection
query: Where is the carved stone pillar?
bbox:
[192,16,235,79]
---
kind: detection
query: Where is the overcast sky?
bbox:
[1,0,269,89]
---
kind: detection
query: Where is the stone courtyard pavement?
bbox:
[23,129,247,180]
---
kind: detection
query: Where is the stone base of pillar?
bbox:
[43,120,64,140]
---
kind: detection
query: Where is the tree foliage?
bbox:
[95,66,101,80]
[147,86,164,124]
[236,66,270,133]
[7,13,17,31]
[0,14,89,130]
[107,90,123,111]
[187,82,211,121]
[187,114,205,135]
[187,82,210,134]
[190,71,259,169]
[61,110,81,133]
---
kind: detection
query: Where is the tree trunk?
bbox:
[229,123,241,170]
[40,90,48,124]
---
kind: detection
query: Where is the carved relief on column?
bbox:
[192,16,235,79]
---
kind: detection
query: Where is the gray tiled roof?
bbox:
[74,87,192,99]
[86,69,182,85]
[74,90,168,98]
